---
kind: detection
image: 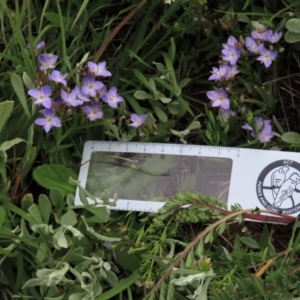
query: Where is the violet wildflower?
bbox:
[97,85,107,98]
[48,70,68,86]
[222,35,239,49]
[208,65,229,81]
[102,87,124,108]
[27,41,45,50]
[265,30,282,44]
[103,242,116,260]
[34,108,61,132]
[38,54,58,71]
[60,88,83,107]
[73,86,90,102]
[257,126,274,143]
[245,37,259,54]
[256,44,278,68]
[28,85,52,108]
[81,75,104,98]
[222,45,241,65]
[227,65,239,79]
[129,113,147,128]
[36,41,45,50]
[87,61,112,77]
[206,88,230,109]
[241,123,253,131]
[242,117,274,143]
[82,102,103,121]
[251,29,266,40]
[219,108,234,123]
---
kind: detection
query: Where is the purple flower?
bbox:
[222,45,241,65]
[60,88,83,107]
[257,126,274,143]
[82,102,103,121]
[208,65,229,81]
[81,75,104,98]
[28,85,52,108]
[222,36,238,49]
[264,30,282,44]
[219,108,234,123]
[27,41,45,50]
[206,88,230,109]
[251,29,266,40]
[48,70,68,86]
[38,54,58,71]
[73,86,90,102]
[241,123,253,131]
[102,87,124,108]
[227,65,239,79]
[256,44,278,68]
[36,41,46,50]
[97,85,107,98]
[103,242,116,260]
[242,117,274,143]
[129,113,147,128]
[34,108,61,132]
[87,61,112,77]
[245,37,259,54]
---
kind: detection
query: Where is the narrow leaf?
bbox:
[0,101,14,133]
[11,74,30,118]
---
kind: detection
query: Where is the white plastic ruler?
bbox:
[75,141,300,216]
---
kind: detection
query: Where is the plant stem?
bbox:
[145,208,279,299]
[93,0,148,62]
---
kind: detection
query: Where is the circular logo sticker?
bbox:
[256,160,300,214]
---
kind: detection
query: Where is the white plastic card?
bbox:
[75,141,300,216]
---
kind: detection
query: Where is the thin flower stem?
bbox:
[145,208,293,299]
[93,0,148,62]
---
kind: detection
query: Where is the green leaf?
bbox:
[152,105,168,122]
[260,224,270,251]
[22,72,35,89]
[186,121,201,131]
[21,193,34,212]
[66,194,74,207]
[239,237,260,249]
[61,210,77,226]
[49,188,65,208]
[178,78,190,88]
[284,31,300,43]
[0,101,14,133]
[286,18,300,33]
[272,115,285,135]
[159,97,172,104]
[11,74,30,118]
[281,132,300,144]
[28,204,44,224]
[83,206,110,223]
[0,207,6,230]
[0,138,26,152]
[22,278,41,289]
[168,101,181,115]
[221,246,232,261]
[38,194,52,224]
[33,164,77,196]
[134,90,153,100]
[168,37,176,63]
[44,12,67,28]
[251,20,265,30]
[95,270,141,300]
[53,227,68,249]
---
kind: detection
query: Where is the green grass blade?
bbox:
[11,73,31,118]
[95,269,141,300]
